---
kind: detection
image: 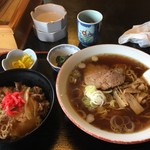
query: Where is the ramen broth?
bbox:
[67,54,150,133]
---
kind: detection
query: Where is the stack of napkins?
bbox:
[118,21,150,48]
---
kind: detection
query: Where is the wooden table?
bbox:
[1,0,150,149]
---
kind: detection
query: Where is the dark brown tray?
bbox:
[0,52,150,150]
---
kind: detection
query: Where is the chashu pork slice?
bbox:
[84,64,125,90]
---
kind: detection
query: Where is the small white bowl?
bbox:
[34,26,67,42]
[2,48,37,71]
[47,44,80,72]
[31,3,67,33]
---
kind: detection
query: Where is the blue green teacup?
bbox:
[77,10,103,47]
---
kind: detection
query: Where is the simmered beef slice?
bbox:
[84,64,125,90]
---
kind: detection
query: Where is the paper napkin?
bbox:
[118,21,150,48]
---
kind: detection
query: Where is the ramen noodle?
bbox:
[67,54,150,133]
[0,82,50,140]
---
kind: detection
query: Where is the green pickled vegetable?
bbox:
[56,55,71,67]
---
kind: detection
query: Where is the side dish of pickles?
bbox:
[12,54,34,69]
[2,48,37,70]
[47,44,80,72]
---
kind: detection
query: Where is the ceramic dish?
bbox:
[47,44,80,72]
[56,44,150,144]
[34,25,67,42]
[31,3,67,33]
[2,48,37,71]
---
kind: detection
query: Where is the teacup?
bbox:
[77,10,103,47]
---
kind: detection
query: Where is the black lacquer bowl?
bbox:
[0,69,54,143]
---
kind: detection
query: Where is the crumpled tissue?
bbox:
[118,21,150,48]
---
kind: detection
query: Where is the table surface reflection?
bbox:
[1,0,150,150]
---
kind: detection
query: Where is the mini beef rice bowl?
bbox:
[0,82,50,140]
[0,69,54,142]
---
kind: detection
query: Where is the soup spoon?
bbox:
[142,69,150,85]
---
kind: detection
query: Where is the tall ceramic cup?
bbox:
[77,10,103,47]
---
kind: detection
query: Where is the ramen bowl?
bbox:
[47,44,80,72]
[0,69,54,143]
[31,3,67,33]
[56,44,150,144]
